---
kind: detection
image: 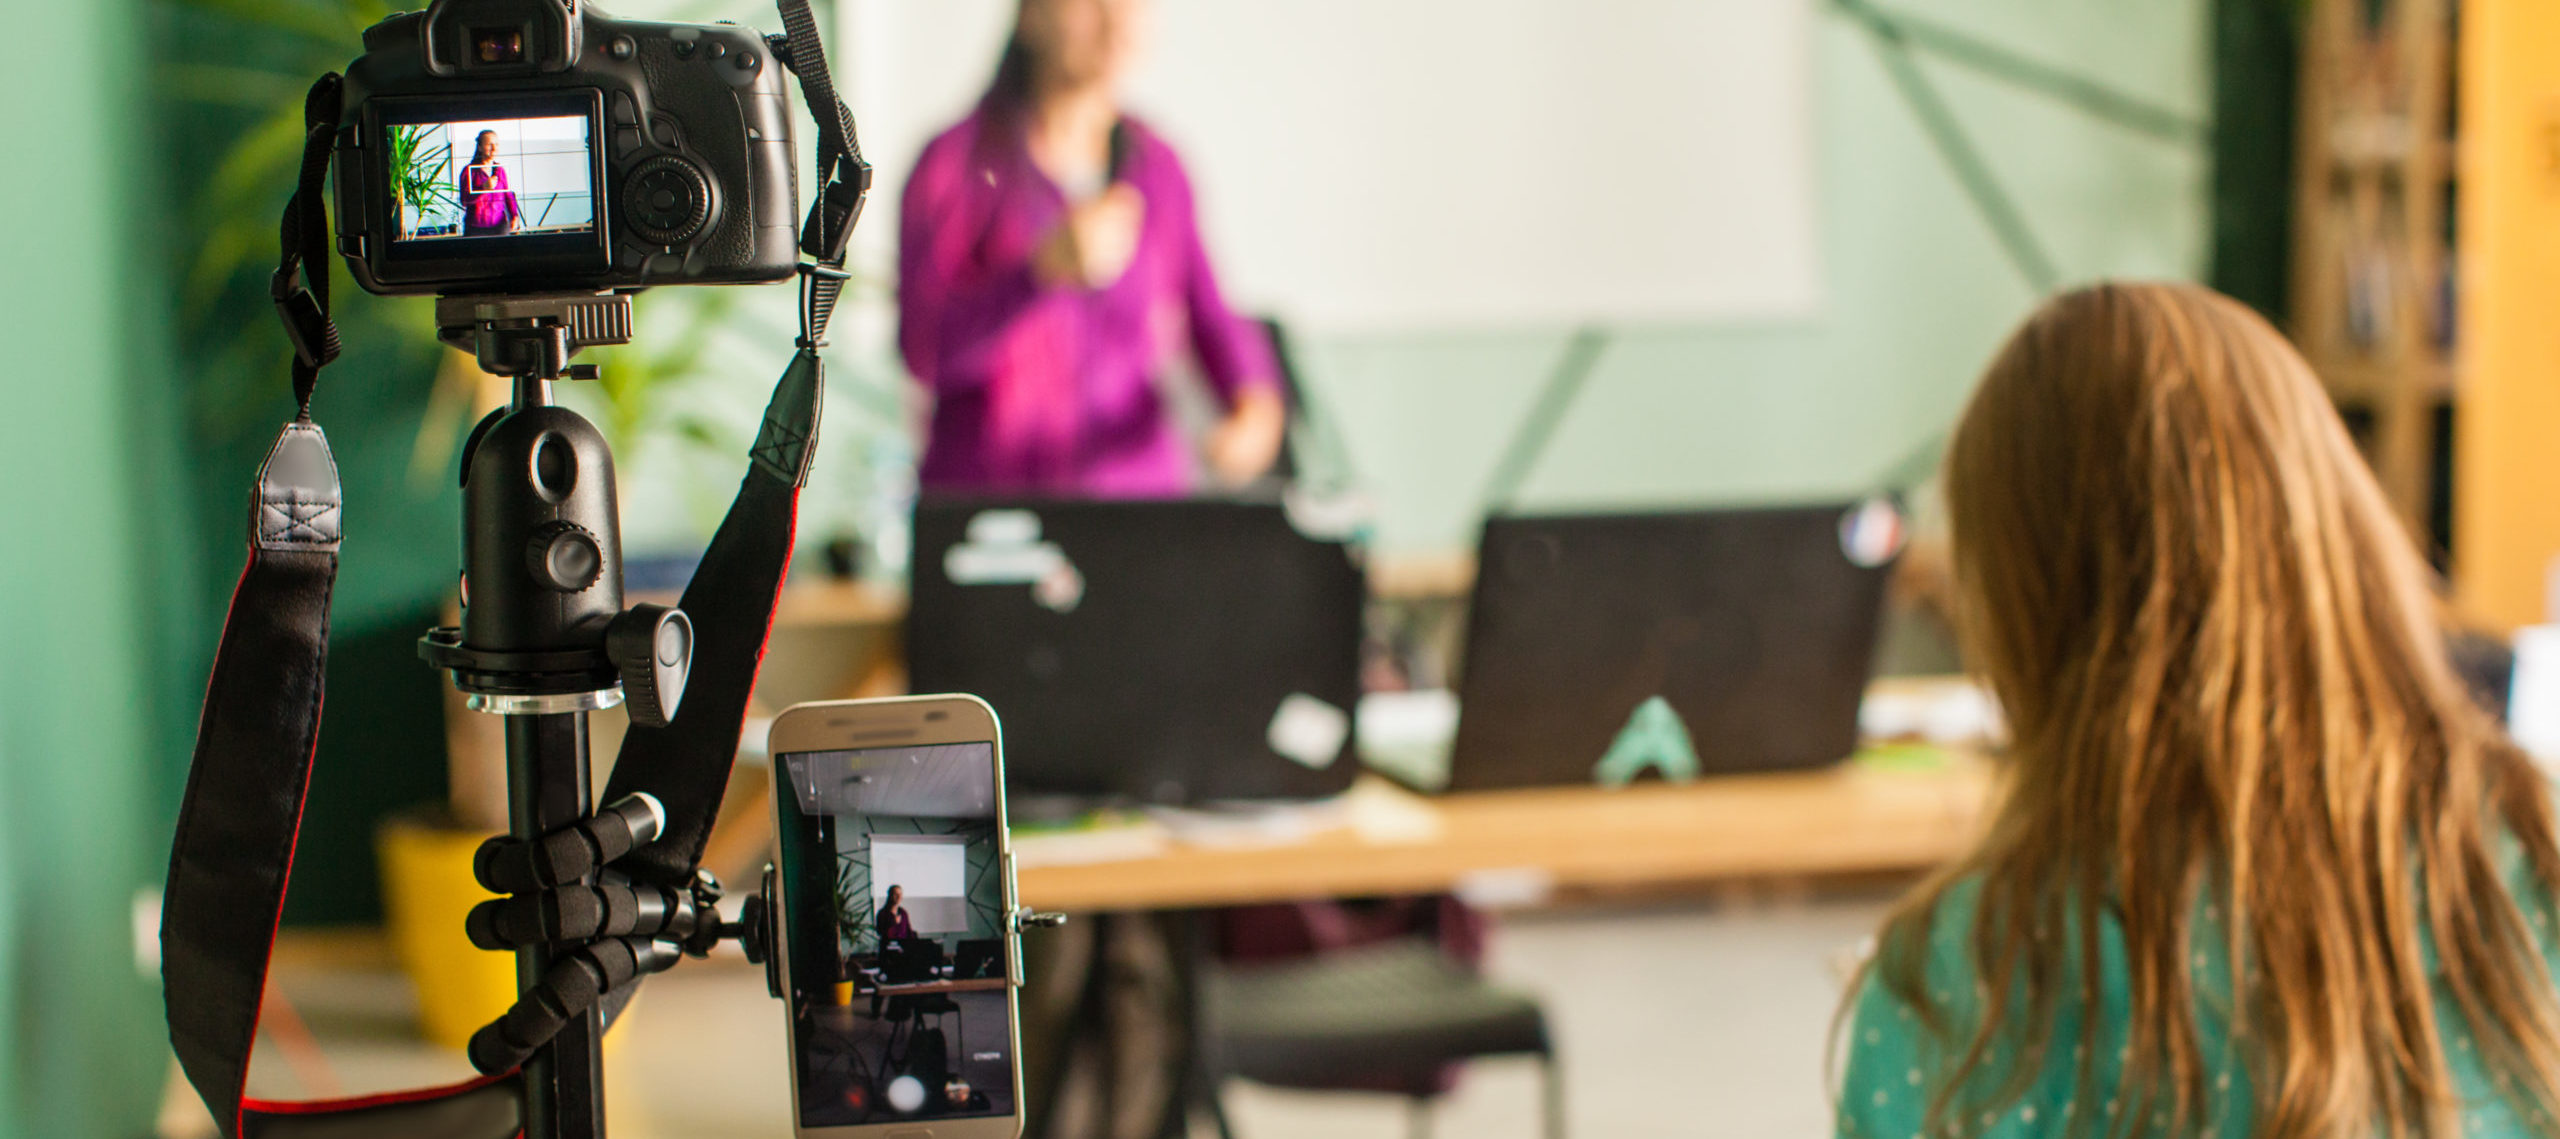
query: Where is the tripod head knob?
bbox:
[606,604,692,728]
[526,521,604,592]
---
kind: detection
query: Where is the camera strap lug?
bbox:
[269,284,339,376]
[775,0,870,346]
[268,72,345,414]
[799,151,870,265]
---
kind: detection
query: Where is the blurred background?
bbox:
[13,0,2559,1135]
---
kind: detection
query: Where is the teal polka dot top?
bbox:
[1836,843,2560,1139]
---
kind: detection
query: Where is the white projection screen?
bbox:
[842,0,1822,331]
[871,834,969,934]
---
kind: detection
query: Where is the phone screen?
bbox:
[776,742,1014,1127]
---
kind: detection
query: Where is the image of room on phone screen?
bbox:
[388,115,595,241]
[778,743,1012,1127]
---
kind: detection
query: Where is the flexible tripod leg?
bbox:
[508,712,606,1139]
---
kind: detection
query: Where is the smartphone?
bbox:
[769,695,1023,1139]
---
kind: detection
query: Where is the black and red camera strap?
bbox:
[160,3,866,1135]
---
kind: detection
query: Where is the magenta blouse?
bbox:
[462,163,520,231]
[897,108,1278,497]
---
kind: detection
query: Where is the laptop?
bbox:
[1444,501,1899,792]
[952,939,1002,981]
[907,497,1367,807]
[881,937,945,983]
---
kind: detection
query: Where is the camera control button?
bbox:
[623,155,713,246]
[705,41,726,61]
[733,51,759,73]
[613,126,644,160]
[608,35,636,61]
[610,93,638,126]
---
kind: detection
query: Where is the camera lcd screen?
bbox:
[776,743,1015,1128]
[386,113,595,242]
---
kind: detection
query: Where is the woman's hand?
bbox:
[1206,385,1287,487]
[1034,183,1145,289]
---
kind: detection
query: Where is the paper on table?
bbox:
[1358,688,1460,790]
[1145,796,1352,848]
[1343,777,1443,845]
[1010,815,1171,868]
[1859,676,2004,745]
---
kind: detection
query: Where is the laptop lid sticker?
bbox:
[1267,692,1351,769]
[1592,695,1702,786]
[1839,498,1906,569]
[944,509,1085,612]
[1281,486,1375,542]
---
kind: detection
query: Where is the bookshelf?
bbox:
[2289,0,2457,543]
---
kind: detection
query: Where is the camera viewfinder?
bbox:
[473,27,526,64]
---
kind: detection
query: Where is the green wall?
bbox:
[151,0,465,927]
[0,0,189,1133]
[1293,0,2210,554]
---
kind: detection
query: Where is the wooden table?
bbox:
[1014,757,1995,913]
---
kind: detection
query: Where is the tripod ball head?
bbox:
[461,401,623,656]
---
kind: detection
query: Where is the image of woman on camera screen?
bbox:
[460,129,522,236]
[899,0,1286,497]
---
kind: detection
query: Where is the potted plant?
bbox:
[385,122,457,239]
[832,851,871,1005]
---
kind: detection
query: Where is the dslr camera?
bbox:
[333,0,800,295]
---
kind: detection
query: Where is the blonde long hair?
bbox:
[1877,282,2560,1138]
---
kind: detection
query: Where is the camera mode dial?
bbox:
[622,154,714,246]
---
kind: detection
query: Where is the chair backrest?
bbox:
[1259,316,1305,482]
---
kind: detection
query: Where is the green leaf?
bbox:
[156,63,310,108]
[181,216,262,314]
[194,104,305,232]
[160,0,362,44]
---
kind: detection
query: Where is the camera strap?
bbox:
[596,0,870,888]
[160,4,870,1135]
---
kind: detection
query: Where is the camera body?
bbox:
[333,0,799,295]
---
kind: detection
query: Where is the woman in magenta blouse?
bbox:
[876,884,916,943]
[897,0,1287,497]
[459,130,522,236]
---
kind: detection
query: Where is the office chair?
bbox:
[1256,315,1361,490]
[1201,935,1563,1139]
[880,937,964,1100]
[886,995,961,1079]
[1257,316,1305,483]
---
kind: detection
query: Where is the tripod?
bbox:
[419,291,698,1139]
